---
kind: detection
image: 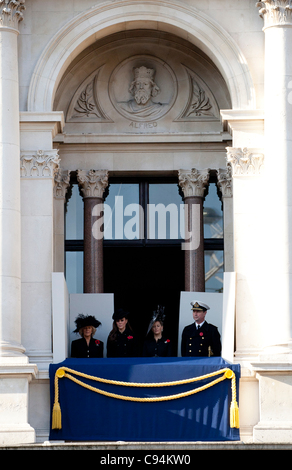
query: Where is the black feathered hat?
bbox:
[112,308,129,321]
[73,314,101,333]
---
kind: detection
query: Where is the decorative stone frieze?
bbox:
[0,0,25,28]
[256,1,292,27]
[216,166,233,198]
[20,150,60,178]
[77,169,109,198]
[226,147,264,176]
[178,168,210,198]
[54,169,71,199]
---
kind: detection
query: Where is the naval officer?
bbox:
[181,301,221,357]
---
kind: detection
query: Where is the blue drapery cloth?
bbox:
[49,357,240,442]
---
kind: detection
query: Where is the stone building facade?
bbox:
[0,0,292,444]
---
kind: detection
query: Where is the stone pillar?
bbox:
[0,0,25,359]
[53,169,71,272]
[256,1,292,356]
[77,170,109,293]
[226,147,265,361]
[216,166,234,272]
[178,169,209,292]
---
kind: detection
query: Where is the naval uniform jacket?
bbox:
[106,326,139,357]
[181,321,221,357]
[142,336,172,357]
[71,337,104,358]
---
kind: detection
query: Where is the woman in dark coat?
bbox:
[71,314,104,358]
[143,307,172,357]
[106,308,139,357]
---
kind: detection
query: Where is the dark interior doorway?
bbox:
[104,245,184,355]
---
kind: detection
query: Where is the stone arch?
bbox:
[27,0,256,112]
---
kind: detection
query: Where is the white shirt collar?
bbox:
[196,320,205,329]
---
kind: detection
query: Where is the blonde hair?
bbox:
[79,326,96,337]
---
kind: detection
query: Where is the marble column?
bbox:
[257,1,292,356]
[53,169,71,272]
[0,1,25,358]
[178,169,209,292]
[77,170,109,293]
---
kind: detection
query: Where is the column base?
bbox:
[0,359,38,446]
[0,424,36,446]
[253,421,292,444]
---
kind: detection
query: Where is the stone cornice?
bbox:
[178,168,210,198]
[256,1,292,28]
[226,147,264,176]
[0,0,25,29]
[77,169,109,198]
[20,150,60,178]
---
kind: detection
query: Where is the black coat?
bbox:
[71,337,104,358]
[106,326,139,357]
[143,336,172,357]
[181,321,221,357]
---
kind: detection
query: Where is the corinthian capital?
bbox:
[226,147,264,176]
[178,168,210,198]
[216,166,233,198]
[77,169,109,198]
[20,150,60,178]
[256,1,292,27]
[0,0,25,28]
[54,169,71,199]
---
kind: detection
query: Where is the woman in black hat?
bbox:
[71,314,104,358]
[143,306,173,357]
[106,308,139,357]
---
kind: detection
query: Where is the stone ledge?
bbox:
[1,441,292,450]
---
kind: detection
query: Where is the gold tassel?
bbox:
[230,400,240,429]
[52,402,62,430]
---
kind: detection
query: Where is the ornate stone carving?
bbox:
[178,168,210,198]
[54,169,71,199]
[67,68,112,122]
[176,66,219,121]
[117,66,167,120]
[77,169,109,198]
[216,166,233,198]
[20,150,60,178]
[109,56,177,122]
[256,1,292,26]
[226,147,264,176]
[0,0,25,28]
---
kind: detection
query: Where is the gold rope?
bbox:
[52,366,239,430]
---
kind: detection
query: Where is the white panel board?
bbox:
[178,291,223,357]
[221,272,236,363]
[69,293,114,357]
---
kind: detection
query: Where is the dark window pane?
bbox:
[104,183,140,240]
[203,183,223,239]
[148,183,183,239]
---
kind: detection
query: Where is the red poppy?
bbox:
[199,332,203,336]
[95,340,100,345]
[127,335,133,340]
[165,339,170,343]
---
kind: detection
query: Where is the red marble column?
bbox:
[178,168,210,292]
[77,169,109,293]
